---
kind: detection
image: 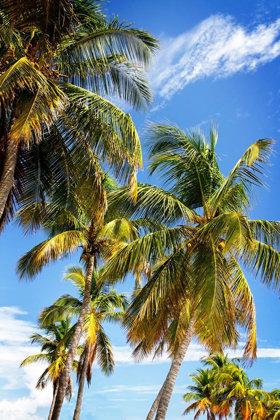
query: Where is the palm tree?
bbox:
[183,369,218,420]
[0,0,158,228]
[20,320,77,420]
[103,123,280,419]
[265,390,280,419]
[16,182,160,419]
[215,361,270,419]
[39,265,128,420]
[183,357,273,420]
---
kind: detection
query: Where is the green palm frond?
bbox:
[63,265,86,289]
[96,328,114,376]
[102,226,190,283]
[62,83,142,173]
[210,139,274,216]
[107,183,196,224]
[192,240,237,349]
[216,182,250,214]
[58,18,159,72]
[229,256,257,362]
[198,212,253,256]
[20,353,52,366]
[248,220,280,249]
[94,290,128,313]
[39,298,82,326]
[61,57,153,111]
[242,240,280,291]
[17,230,87,279]
[2,0,77,41]
[0,58,66,137]
[147,122,222,213]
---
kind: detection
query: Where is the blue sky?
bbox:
[1,1,280,419]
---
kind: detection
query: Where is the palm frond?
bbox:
[248,220,280,250]
[2,0,77,42]
[102,226,190,283]
[229,255,257,363]
[60,57,153,111]
[17,230,87,279]
[96,328,114,376]
[20,353,52,366]
[58,18,159,71]
[241,240,280,292]
[146,122,222,213]
[63,265,86,289]
[39,298,82,326]
[107,183,196,224]
[210,139,274,216]
[61,83,142,184]
[0,58,66,140]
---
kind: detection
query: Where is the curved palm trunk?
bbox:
[73,345,90,420]
[154,316,195,420]
[48,380,59,420]
[0,138,18,219]
[51,253,95,420]
[146,383,165,420]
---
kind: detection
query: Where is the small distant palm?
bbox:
[265,389,280,419]
[39,265,128,420]
[183,355,277,420]
[20,320,77,420]
[183,369,217,420]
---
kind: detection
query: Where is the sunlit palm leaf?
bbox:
[17,230,87,279]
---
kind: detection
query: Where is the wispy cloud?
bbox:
[150,15,280,102]
[96,384,188,395]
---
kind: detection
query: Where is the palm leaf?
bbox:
[96,328,114,376]
[17,230,87,279]
[107,183,196,224]
[210,139,274,216]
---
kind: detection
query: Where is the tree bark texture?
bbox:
[146,382,165,420]
[0,137,18,220]
[154,316,195,420]
[73,345,90,420]
[48,380,59,420]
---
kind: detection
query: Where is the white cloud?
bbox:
[150,15,280,101]
[0,307,52,420]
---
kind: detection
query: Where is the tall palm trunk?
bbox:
[154,316,195,420]
[73,345,90,420]
[48,380,59,420]
[0,137,18,220]
[50,252,95,420]
[0,103,21,221]
[146,383,164,420]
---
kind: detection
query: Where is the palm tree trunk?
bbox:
[73,345,90,420]
[146,383,165,420]
[0,137,18,220]
[51,252,95,420]
[154,316,195,420]
[48,380,59,420]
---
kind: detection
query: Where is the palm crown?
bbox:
[103,123,280,419]
[20,320,77,397]
[0,0,159,228]
[39,265,128,379]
